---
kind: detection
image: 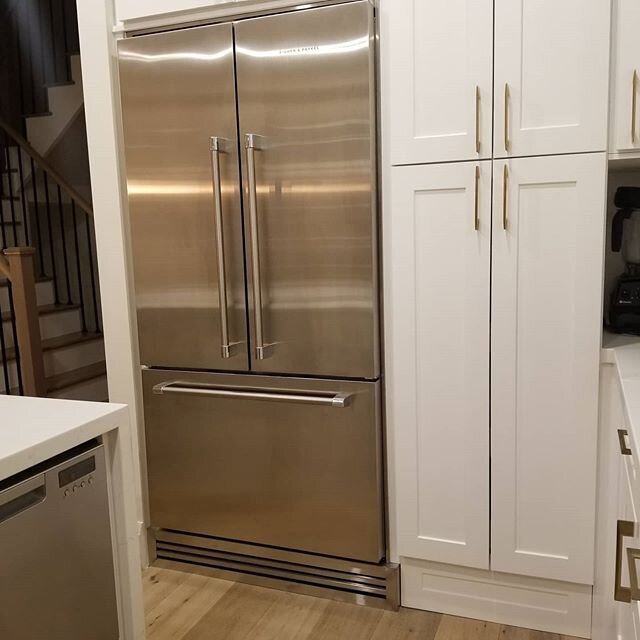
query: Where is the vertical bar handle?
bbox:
[245,134,271,361]
[210,137,233,359]
[502,164,509,231]
[617,520,635,603]
[504,83,511,153]
[474,165,480,231]
[633,70,638,145]
[619,429,633,456]
[475,86,481,154]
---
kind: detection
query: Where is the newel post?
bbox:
[3,247,46,397]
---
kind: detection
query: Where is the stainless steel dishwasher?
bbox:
[0,441,119,639]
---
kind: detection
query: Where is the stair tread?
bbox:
[0,276,53,288]
[0,331,103,363]
[46,361,107,393]
[1,302,80,322]
[22,111,53,118]
[0,196,20,201]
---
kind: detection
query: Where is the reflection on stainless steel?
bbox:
[118,24,248,371]
[237,1,378,378]
[143,368,385,562]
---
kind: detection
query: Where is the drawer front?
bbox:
[143,368,385,563]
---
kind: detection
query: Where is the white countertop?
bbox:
[0,396,128,482]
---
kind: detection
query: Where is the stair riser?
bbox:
[0,338,105,386]
[1,307,82,347]
[48,375,108,401]
[0,280,56,310]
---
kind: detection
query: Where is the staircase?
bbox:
[0,0,106,400]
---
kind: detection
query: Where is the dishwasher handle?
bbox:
[0,475,46,525]
[152,381,353,408]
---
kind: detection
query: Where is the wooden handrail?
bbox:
[0,116,93,217]
[1,248,46,397]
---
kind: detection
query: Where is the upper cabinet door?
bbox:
[388,161,491,570]
[118,25,249,372]
[491,153,606,584]
[610,0,640,154]
[384,0,493,165]
[494,0,610,158]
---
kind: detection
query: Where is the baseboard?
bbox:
[401,557,593,638]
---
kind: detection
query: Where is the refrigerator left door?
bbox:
[118,24,249,371]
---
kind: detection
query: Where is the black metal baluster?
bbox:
[7,286,24,396]
[29,158,46,277]
[85,219,100,332]
[71,201,87,333]
[0,294,12,395]
[56,185,72,304]
[3,133,19,247]
[42,172,60,304]
[16,148,30,246]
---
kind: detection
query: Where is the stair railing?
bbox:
[0,247,46,396]
[0,116,102,338]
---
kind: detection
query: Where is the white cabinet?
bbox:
[610,0,640,154]
[493,0,609,158]
[384,0,493,165]
[388,161,491,569]
[491,153,606,584]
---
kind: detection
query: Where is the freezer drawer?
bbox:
[143,368,385,563]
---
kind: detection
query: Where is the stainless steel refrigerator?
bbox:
[118,0,396,606]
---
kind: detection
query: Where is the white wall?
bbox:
[76,0,148,562]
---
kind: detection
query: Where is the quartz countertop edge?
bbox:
[0,396,128,482]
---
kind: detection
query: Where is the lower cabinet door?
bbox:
[491,153,606,584]
[388,161,491,569]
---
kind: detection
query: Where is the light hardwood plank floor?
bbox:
[143,567,582,640]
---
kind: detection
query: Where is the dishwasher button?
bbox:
[80,481,86,489]
[64,489,71,498]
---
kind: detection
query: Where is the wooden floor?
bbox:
[143,566,581,640]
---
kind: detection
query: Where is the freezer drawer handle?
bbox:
[245,133,273,361]
[210,136,235,359]
[152,381,353,408]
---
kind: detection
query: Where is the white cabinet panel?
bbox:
[389,161,490,569]
[491,153,606,584]
[385,0,493,165]
[494,0,609,158]
[610,0,640,154]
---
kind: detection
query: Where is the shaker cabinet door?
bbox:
[491,153,606,584]
[611,0,640,154]
[388,161,491,569]
[384,0,493,165]
[494,0,609,158]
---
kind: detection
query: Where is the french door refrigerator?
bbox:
[118,0,395,606]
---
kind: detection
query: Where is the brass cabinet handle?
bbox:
[504,83,511,152]
[633,70,638,144]
[628,547,640,602]
[502,164,509,231]
[474,165,480,231]
[616,520,635,603]
[475,85,481,154]
[619,429,633,456]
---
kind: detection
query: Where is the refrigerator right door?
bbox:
[235,1,379,379]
